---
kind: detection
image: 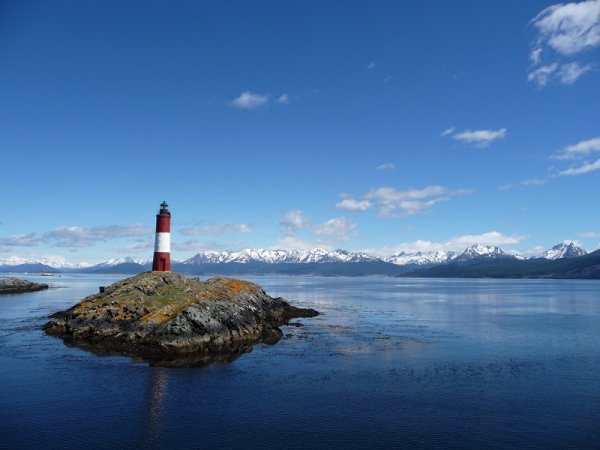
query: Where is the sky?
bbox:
[1,0,599,264]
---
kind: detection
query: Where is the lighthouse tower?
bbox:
[152,201,171,272]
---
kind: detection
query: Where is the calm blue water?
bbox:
[1,274,600,449]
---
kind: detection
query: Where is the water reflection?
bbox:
[2,274,600,448]
[144,367,169,448]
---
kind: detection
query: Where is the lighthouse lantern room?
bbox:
[152,201,171,272]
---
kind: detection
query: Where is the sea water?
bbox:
[1,274,599,449]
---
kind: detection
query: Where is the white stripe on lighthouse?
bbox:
[154,232,170,253]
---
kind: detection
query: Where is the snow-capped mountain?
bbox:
[453,245,516,262]
[291,249,379,263]
[184,249,304,264]
[91,257,152,268]
[507,251,528,261]
[0,255,92,269]
[0,242,593,274]
[384,251,455,266]
[542,242,588,260]
[183,248,379,265]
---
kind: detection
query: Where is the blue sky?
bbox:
[1,0,599,263]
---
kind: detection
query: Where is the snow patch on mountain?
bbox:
[542,242,587,260]
[454,245,515,262]
[384,251,455,266]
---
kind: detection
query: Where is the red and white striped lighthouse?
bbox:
[152,201,171,272]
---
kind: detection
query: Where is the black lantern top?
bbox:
[159,201,169,214]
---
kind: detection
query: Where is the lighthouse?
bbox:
[152,201,171,272]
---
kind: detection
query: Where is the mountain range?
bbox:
[0,242,595,278]
[400,249,600,279]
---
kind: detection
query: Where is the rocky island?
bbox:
[44,272,318,366]
[0,277,49,294]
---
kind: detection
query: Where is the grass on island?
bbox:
[72,272,257,325]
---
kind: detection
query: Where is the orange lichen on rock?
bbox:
[221,278,253,294]
[62,273,264,326]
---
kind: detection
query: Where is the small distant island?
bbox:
[0,278,49,295]
[44,272,318,367]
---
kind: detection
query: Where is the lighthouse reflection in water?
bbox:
[144,368,169,447]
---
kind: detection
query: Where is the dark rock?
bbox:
[260,326,283,345]
[44,272,318,367]
[0,278,49,295]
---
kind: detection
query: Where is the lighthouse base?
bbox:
[152,252,171,272]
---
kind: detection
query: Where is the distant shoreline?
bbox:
[0,277,49,295]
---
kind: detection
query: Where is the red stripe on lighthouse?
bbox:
[156,214,170,233]
[152,252,171,272]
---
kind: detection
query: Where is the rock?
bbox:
[260,326,283,345]
[0,278,49,295]
[44,272,318,367]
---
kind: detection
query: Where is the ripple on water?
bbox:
[1,275,600,448]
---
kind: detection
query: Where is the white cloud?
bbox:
[365,185,459,217]
[376,163,395,171]
[451,128,507,147]
[447,231,526,249]
[395,198,450,216]
[521,178,546,186]
[364,231,526,256]
[368,186,447,201]
[335,198,373,211]
[498,183,513,191]
[314,217,356,241]
[44,224,153,247]
[554,137,600,176]
[275,215,357,248]
[441,127,455,137]
[383,76,394,83]
[529,1,600,86]
[559,157,600,175]
[230,91,269,109]
[452,188,475,196]
[530,48,543,64]
[171,239,228,252]
[513,245,547,258]
[580,231,600,238]
[0,233,42,247]
[558,61,592,83]
[367,61,377,70]
[276,93,290,104]
[532,0,600,56]
[180,223,252,236]
[272,236,323,251]
[114,239,154,254]
[558,136,600,159]
[230,91,293,109]
[528,62,592,86]
[280,209,309,236]
[528,63,559,86]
